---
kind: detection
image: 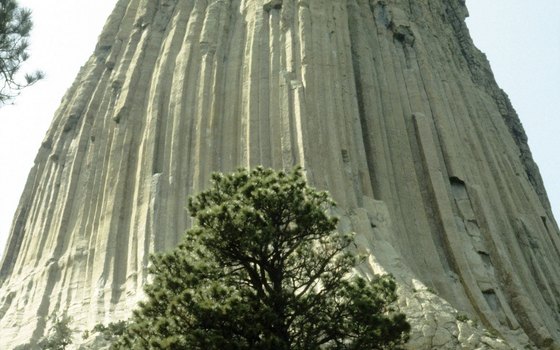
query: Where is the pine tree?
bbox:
[113,167,410,349]
[0,0,43,104]
[37,314,73,350]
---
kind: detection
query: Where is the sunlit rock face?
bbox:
[1,0,559,348]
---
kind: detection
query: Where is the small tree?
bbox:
[0,0,43,105]
[113,167,410,349]
[37,314,73,350]
[90,321,129,341]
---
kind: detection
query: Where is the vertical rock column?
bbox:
[0,0,558,348]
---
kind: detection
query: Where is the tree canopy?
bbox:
[113,167,410,349]
[0,0,43,104]
[37,314,73,350]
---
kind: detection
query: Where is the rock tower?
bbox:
[1,0,559,348]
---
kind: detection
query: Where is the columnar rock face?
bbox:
[1,0,559,348]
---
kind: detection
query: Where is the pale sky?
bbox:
[0,1,558,259]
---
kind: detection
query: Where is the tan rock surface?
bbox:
[1,0,559,348]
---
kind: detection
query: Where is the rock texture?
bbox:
[1,0,559,348]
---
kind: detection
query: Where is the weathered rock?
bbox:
[1,0,559,349]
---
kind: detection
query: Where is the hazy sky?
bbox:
[0,0,558,259]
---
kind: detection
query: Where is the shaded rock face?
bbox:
[1,0,559,348]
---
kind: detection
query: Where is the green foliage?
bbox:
[37,314,73,350]
[113,167,410,349]
[0,0,43,104]
[91,321,129,341]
